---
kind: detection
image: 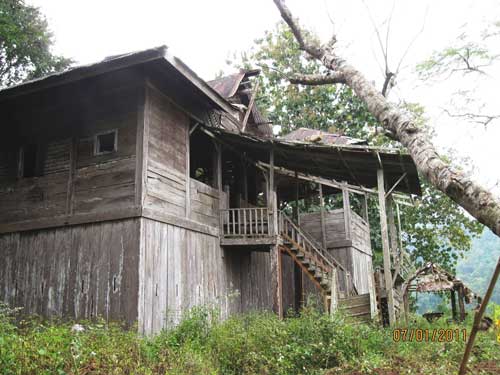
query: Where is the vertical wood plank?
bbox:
[319,184,327,249]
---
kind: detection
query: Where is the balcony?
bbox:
[219,207,276,246]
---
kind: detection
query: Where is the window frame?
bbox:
[94,129,118,156]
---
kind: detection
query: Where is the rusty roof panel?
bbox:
[281,127,367,146]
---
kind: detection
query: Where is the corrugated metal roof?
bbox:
[207,126,422,196]
[207,72,246,98]
[281,127,367,145]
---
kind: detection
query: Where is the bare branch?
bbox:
[290,72,345,85]
[442,108,500,127]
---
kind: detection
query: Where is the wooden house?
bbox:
[0,46,421,333]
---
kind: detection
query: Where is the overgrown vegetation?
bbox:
[1,304,498,375]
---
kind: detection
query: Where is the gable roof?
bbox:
[0,45,238,117]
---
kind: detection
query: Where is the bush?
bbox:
[0,303,498,374]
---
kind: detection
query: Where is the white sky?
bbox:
[29,0,500,191]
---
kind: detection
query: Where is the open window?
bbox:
[94,130,117,155]
[189,127,216,187]
[19,144,39,178]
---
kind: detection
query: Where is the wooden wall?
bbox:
[0,219,140,324]
[300,209,374,297]
[0,69,142,231]
[144,86,188,217]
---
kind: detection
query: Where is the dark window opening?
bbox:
[190,128,216,187]
[21,144,38,178]
[95,130,117,155]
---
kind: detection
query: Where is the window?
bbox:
[20,144,38,178]
[94,130,117,155]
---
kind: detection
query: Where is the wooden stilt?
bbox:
[319,183,327,249]
[450,289,457,321]
[377,169,396,325]
[293,172,302,311]
[330,268,338,313]
[458,285,466,322]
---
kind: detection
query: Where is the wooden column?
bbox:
[185,124,191,218]
[269,147,282,317]
[342,183,351,241]
[377,169,396,325]
[319,183,327,249]
[387,196,400,286]
[293,172,303,310]
[330,268,339,313]
[450,289,457,321]
[458,285,466,321]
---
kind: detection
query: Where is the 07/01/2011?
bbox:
[392,328,467,342]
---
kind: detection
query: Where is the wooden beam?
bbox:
[330,268,338,313]
[241,81,260,133]
[257,161,375,195]
[271,244,283,318]
[388,196,401,286]
[377,168,396,325]
[385,172,408,198]
[319,184,327,249]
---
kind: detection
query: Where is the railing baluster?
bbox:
[244,209,248,236]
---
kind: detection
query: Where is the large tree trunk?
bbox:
[273,0,500,237]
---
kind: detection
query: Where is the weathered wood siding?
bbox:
[139,218,234,334]
[0,219,140,324]
[144,86,188,217]
[190,179,220,227]
[300,209,374,297]
[0,69,142,230]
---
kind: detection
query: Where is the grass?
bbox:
[0,303,498,375]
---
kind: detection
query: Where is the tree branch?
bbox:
[290,72,345,85]
[272,0,500,238]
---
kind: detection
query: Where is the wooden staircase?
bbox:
[278,212,368,318]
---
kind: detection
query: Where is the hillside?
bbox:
[456,229,500,305]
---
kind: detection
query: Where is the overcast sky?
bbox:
[29,0,500,191]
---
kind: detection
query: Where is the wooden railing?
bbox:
[278,212,357,297]
[220,207,270,238]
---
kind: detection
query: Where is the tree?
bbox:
[271,0,500,240]
[0,0,71,88]
[417,22,500,127]
[234,23,482,271]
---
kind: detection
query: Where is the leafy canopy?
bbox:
[233,22,483,271]
[0,0,71,88]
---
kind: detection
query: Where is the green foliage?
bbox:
[233,23,483,273]
[0,0,71,87]
[400,181,483,272]
[0,305,498,374]
[230,22,377,139]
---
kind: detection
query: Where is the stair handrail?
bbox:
[279,212,346,272]
[279,211,359,296]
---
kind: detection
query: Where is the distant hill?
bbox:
[456,229,500,304]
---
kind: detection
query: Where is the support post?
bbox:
[458,285,466,322]
[319,183,327,249]
[271,244,283,318]
[377,169,396,325]
[342,183,351,241]
[330,268,338,313]
[450,289,457,321]
[388,196,401,286]
[293,172,302,311]
[269,148,278,236]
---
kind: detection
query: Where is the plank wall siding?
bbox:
[144,86,188,217]
[0,69,142,231]
[0,219,140,324]
[300,209,375,296]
